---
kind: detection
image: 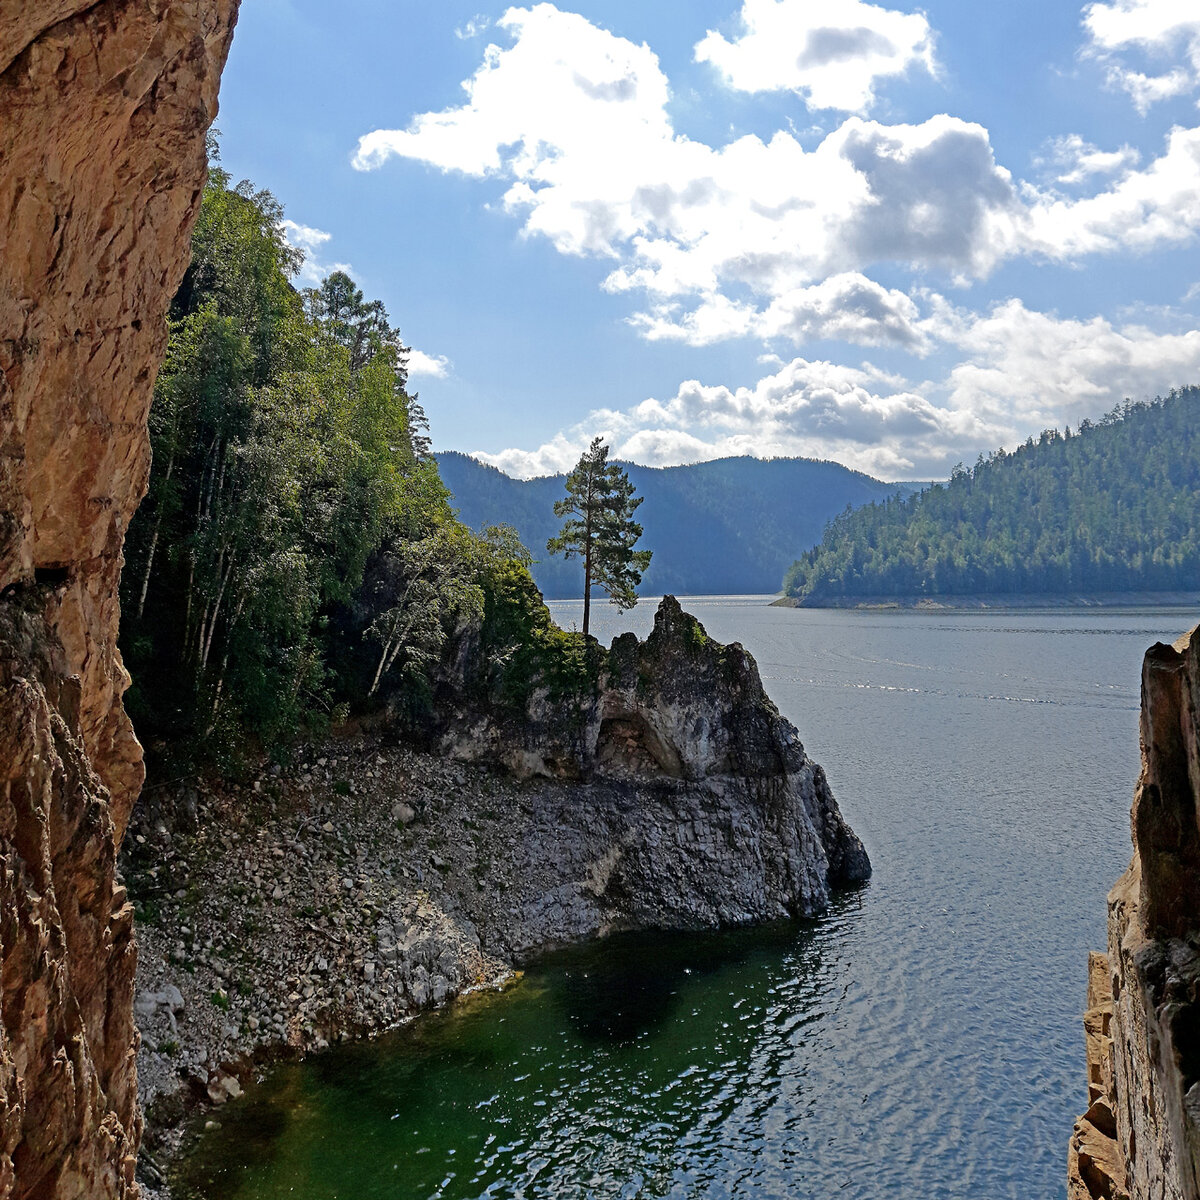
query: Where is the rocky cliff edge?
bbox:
[444,595,871,921]
[0,4,238,1196]
[1069,626,1200,1200]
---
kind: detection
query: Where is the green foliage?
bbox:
[547,437,652,634]
[471,551,601,707]
[364,523,486,700]
[120,152,474,769]
[784,389,1200,602]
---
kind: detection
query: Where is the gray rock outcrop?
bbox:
[445,595,870,929]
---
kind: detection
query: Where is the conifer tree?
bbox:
[547,437,651,635]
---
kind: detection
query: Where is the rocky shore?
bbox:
[127,743,508,1187]
[125,600,870,1192]
[128,734,866,1188]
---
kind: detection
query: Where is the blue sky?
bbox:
[216,0,1200,480]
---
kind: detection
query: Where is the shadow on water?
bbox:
[172,910,863,1200]
[542,922,822,1045]
[173,1075,298,1198]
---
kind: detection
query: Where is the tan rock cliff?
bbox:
[1070,627,1200,1200]
[0,2,238,1195]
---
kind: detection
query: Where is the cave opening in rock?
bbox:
[595,714,684,778]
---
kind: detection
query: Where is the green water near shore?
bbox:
[176,921,838,1199]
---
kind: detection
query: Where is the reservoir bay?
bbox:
[181,598,1196,1200]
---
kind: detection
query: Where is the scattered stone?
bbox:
[206,1072,242,1105]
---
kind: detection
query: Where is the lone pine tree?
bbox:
[547,437,652,635]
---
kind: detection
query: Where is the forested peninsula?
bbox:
[1,83,869,1195]
[783,387,1200,605]
[111,156,870,1180]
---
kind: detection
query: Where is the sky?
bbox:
[216,0,1200,481]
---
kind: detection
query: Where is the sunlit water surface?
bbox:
[180,598,1197,1200]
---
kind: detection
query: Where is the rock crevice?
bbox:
[0,2,238,1195]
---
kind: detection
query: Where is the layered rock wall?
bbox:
[0,3,238,1195]
[1069,627,1200,1200]
[445,596,871,919]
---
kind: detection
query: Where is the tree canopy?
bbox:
[546,437,651,634]
[120,151,519,770]
[783,387,1200,604]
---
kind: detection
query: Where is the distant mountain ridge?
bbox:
[435,452,915,598]
[783,386,1200,605]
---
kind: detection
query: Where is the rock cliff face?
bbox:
[446,596,871,922]
[0,3,238,1195]
[126,595,870,1136]
[1069,627,1200,1200]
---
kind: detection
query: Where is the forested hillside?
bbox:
[438,452,913,598]
[783,388,1200,604]
[120,147,573,770]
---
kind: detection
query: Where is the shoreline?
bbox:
[127,741,516,1192]
[127,726,861,1194]
[771,589,1200,611]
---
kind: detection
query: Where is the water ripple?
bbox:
[181,603,1191,1200]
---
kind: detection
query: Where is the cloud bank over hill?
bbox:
[353,0,1200,478]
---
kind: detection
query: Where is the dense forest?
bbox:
[120,144,580,771]
[784,388,1200,604]
[438,452,915,598]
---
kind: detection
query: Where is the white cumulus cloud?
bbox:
[280,219,353,286]
[352,3,1200,360]
[407,349,452,378]
[480,357,988,479]
[481,302,1200,480]
[1025,124,1200,259]
[1083,0,1200,112]
[694,0,936,113]
[1035,133,1141,186]
[932,297,1200,432]
[630,273,930,350]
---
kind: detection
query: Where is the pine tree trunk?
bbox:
[583,511,592,636]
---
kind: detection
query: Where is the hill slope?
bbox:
[783,387,1200,605]
[436,453,911,598]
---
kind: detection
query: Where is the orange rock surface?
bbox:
[0,4,238,1195]
[1070,628,1200,1200]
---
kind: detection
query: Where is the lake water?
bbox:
[180,598,1198,1200]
